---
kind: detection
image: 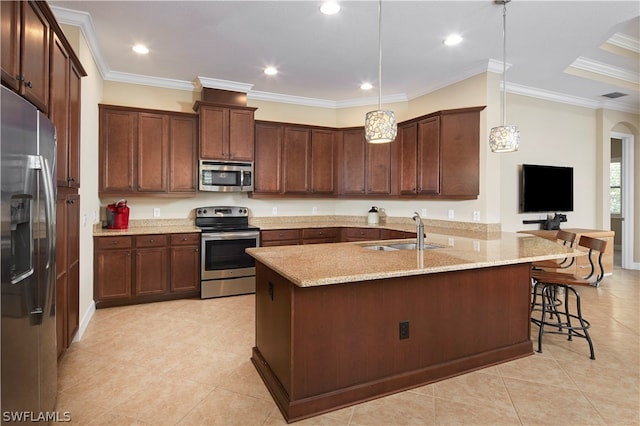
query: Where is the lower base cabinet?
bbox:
[94,232,200,308]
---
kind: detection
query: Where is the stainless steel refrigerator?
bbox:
[1,86,57,419]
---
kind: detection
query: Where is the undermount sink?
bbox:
[363,242,443,251]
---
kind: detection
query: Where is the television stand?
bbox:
[522,213,567,230]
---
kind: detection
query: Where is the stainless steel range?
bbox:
[195,206,260,298]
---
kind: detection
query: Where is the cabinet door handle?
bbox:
[25,80,33,89]
[149,239,155,243]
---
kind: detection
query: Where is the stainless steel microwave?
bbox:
[199,160,253,192]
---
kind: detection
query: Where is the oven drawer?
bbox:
[135,234,167,248]
[170,233,200,246]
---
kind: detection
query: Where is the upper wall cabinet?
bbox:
[398,106,485,199]
[253,121,336,197]
[194,102,257,161]
[339,128,394,196]
[99,105,197,197]
[1,1,49,112]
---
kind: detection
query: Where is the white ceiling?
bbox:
[50,1,639,112]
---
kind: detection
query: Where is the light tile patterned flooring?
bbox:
[56,267,639,425]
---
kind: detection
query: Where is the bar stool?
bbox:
[530,230,577,321]
[530,235,607,360]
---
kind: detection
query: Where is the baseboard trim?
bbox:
[73,301,96,343]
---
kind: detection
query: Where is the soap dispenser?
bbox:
[367,206,379,225]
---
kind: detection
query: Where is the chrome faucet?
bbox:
[412,212,424,250]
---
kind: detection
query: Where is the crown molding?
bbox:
[608,32,640,53]
[50,6,108,80]
[106,72,196,91]
[196,77,254,93]
[506,82,638,114]
[570,57,639,85]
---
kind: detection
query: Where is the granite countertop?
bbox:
[93,219,200,237]
[246,232,581,287]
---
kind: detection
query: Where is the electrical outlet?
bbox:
[272,207,278,215]
[312,207,318,215]
[421,208,427,217]
[153,208,160,218]
[399,321,410,340]
[473,211,480,222]
[82,214,87,226]
[448,209,454,219]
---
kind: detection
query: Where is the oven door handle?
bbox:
[201,231,260,240]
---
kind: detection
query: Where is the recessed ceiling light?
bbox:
[443,35,463,46]
[132,44,149,54]
[320,2,340,15]
[360,82,373,90]
[264,66,278,76]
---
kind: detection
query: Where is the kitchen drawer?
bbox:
[135,234,167,248]
[343,227,380,241]
[261,229,300,242]
[95,236,133,250]
[170,233,200,246]
[301,227,339,240]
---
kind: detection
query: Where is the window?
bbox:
[610,160,621,215]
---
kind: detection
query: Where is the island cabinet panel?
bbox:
[252,262,533,422]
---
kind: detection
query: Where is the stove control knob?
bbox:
[196,209,202,215]
[203,209,208,215]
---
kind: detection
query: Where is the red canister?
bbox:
[106,199,130,229]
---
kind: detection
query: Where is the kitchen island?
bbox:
[246,232,579,423]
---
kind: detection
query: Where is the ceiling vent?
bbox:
[601,92,628,99]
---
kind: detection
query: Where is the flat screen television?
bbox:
[521,164,573,213]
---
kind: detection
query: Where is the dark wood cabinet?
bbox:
[134,235,168,296]
[50,32,82,189]
[137,112,169,193]
[399,117,439,195]
[94,236,133,302]
[254,122,283,194]
[260,229,300,247]
[342,227,381,242]
[340,128,392,196]
[254,122,336,197]
[169,115,198,193]
[398,107,484,199]
[301,228,339,244]
[196,103,256,161]
[169,233,200,293]
[99,105,197,196]
[283,127,310,193]
[310,129,335,194]
[55,189,79,356]
[94,233,200,308]
[439,109,481,197]
[1,1,49,112]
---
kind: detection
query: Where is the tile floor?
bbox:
[56,267,639,425]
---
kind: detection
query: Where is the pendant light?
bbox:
[489,0,520,153]
[364,0,397,144]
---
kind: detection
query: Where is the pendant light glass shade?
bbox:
[365,0,396,144]
[489,124,520,152]
[490,0,519,153]
[365,110,397,143]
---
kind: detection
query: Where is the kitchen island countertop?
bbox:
[246,231,580,287]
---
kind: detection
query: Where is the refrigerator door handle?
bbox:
[38,155,56,271]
